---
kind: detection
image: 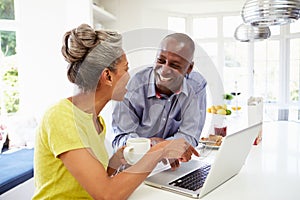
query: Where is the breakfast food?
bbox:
[200,134,223,146]
[207,104,231,115]
[231,106,241,111]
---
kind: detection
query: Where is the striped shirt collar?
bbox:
[147,69,189,98]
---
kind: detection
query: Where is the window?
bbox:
[197,42,218,68]
[168,12,300,121]
[289,38,300,121]
[269,25,281,36]
[0,0,15,20]
[253,40,280,103]
[289,38,300,103]
[193,17,217,39]
[223,41,248,96]
[290,22,300,33]
[223,16,248,98]
[168,17,186,33]
[0,0,19,115]
[223,16,242,38]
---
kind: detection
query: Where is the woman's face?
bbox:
[111,54,130,101]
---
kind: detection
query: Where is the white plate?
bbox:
[202,143,220,149]
[199,139,215,144]
[199,140,221,149]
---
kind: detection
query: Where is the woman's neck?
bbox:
[68,89,109,116]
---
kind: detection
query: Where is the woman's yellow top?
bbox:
[32,99,109,199]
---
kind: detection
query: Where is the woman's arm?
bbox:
[59,138,198,200]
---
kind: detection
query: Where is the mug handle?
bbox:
[123,146,135,165]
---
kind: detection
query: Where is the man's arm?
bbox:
[187,70,207,137]
[112,99,140,150]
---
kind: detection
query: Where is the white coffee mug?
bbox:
[123,138,151,165]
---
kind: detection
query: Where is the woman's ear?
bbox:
[101,68,113,86]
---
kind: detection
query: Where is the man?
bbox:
[112,33,207,168]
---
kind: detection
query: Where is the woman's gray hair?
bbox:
[61,24,123,91]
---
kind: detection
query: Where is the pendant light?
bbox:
[242,0,300,27]
[234,23,271,42]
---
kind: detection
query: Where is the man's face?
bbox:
[154,38,193,95]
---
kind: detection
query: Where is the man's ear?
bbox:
[186,61,194,74]
[101,68,113,86]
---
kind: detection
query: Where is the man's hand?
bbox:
[161,158,180,170]
[179,144,200,162]
[162,144,199,170]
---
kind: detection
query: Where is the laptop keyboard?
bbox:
[169,164,211,191]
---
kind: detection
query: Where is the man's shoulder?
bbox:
[186,71,207,94]
[188,71,206,82]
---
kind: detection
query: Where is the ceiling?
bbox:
[137,0,245,14]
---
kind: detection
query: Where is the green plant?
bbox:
[0,0,15,20]
[223,93,234,100]
[1,67,19,113]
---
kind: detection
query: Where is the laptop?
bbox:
[144,122,262,199]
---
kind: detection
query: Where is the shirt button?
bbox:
[168,99,171,102]
[163,118,166,121]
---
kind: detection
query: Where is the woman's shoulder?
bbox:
[42,99,73,122]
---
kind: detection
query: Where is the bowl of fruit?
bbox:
[207,104,231,115]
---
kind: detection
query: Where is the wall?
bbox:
[17,0,93,118]
[100,0,244,31]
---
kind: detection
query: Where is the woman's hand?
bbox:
[150,137,165,146]
[152,138,199,170]
[161,138,199,160]
[107,146,128,176]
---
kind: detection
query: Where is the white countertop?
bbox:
[128,121,300,200]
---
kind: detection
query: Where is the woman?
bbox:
[32,24,199,200]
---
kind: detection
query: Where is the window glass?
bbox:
[290,22,300,33]
[0,31,16,56]
[193,17,217,39]
[223,41,248,99]
[195,41,218,67]
[223,15,242,38]
[0,0,15,20]
[0,0,18,115]
[168,17,186,33]
[253,40,279,103]
[269,25,280,36]
[289,38,300,103]
[0,30,18,114]
[289,107,300,122]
